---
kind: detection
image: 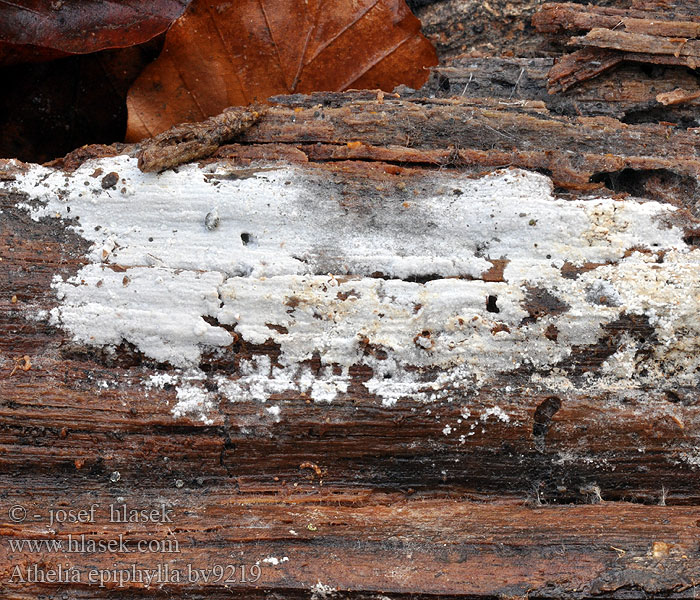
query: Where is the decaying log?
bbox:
[2,91,700,598]
[48,90,700,195]
[242,93,700,200]
[5,491,700,599]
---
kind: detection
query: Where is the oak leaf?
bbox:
[126,0,437,140]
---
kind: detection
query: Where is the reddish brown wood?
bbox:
[4,491,700,599]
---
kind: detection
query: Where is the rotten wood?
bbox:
[2,88,700,599]
[410,0,547,59]
[545,47,625,93]
[422,55,700,119]
[49,90,700,195]
[246,93,700,197]
[534,2,700,90]
[533,3,700,37]
[572,29,700,67]
[4,490,700,599]
[657,87,700,104]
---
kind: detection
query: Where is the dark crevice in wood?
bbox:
[555,313,657,378]
[590,167,700,216]
[520,287,570,326]
[533,396,563,452]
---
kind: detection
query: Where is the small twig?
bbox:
[482,122,516,141]
[610,546,626,557]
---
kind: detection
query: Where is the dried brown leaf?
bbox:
[0,0,191,58]
[125,0,437,141]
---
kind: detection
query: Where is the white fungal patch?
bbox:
[265,405,281,421]
[311,582,337,600]
[481,406,510,423]
[145,373,178,389]
[6,156,700,409]
[50,265,229,367]
[173,383,215,424]
[212,355,349,404]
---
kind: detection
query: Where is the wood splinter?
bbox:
[9,354,31,376]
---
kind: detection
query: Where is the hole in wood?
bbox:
[486,295,500,313]
[533,396,562,451]
[241,232,257,247]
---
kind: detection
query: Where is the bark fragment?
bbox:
[534,2,700,90]
[136,106,265,173]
